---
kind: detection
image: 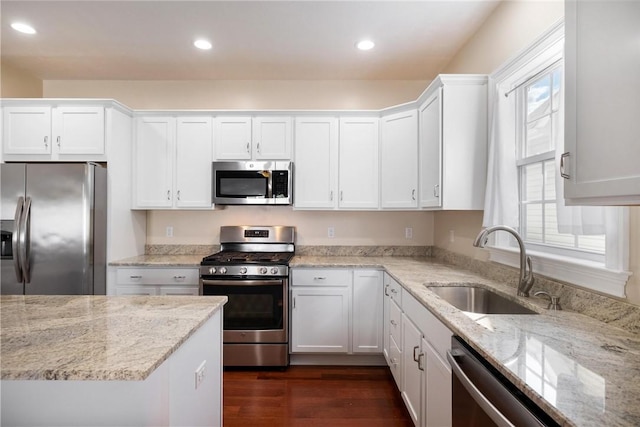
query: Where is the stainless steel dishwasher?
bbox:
[448,336,560,427]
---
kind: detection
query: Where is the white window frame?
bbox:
[486,21,630,298]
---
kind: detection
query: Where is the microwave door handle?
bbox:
[12,197,24,282]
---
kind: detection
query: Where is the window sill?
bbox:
[487,246,631,298]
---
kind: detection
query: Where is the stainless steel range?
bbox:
[199,225,295,367]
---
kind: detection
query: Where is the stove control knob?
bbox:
[239,267,248,275]
[259,267,268,275]
[219,267,227,275]
[208,267,217,275]
[270,267,279,275]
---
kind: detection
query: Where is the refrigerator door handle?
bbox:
[12,197,25,282]
[19,197,32,284]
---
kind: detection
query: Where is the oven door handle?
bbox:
[201,279,283,287]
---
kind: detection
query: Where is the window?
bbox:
[484,22,630,297]
[517,65,606,264]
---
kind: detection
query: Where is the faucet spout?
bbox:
[473,225,535,297]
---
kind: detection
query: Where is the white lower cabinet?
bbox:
[384,273,453,427]
[290,268,382,355]
[113,267,199,296]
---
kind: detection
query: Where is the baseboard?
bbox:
[289,353,387,366]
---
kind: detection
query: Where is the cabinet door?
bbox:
[419,89,442,208]
[253,116,292,159]
[290,287,350,353]
[338,117,379,209]
[175,117,213,208]
[564,0,640,204]
[2,106,52,155]
[381,110,418,208]
[53,106,105,156]
[294,117,338,209]
[423,338,452,427]
[352,270,383,353]
[402,314,423,426]
[214,117,252,160]
[134,116,174,208]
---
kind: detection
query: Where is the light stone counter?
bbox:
[109,254,204,267]
[108,252,640,426]
[291,256,640,427]
[0,295,226,381]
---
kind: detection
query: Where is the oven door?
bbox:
[201,278,287,343]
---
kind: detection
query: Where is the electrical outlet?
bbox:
[166,226,173,238]
[405,227,413,239]
[328,226,335,238]
[195,360,206,389]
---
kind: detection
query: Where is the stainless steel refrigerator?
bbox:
[1,163,107,295]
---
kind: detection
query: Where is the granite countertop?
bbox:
[109,254,204,266]
[291,256,640,427]
[109,253,640,426]
[0,295,226,381]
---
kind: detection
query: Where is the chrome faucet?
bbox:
[473,225,535,297]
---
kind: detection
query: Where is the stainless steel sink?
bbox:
[426,285,537,315]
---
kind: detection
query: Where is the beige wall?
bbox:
[147,208,434,247]
[43,80,427,110]
[438,0,639,305]
[1,61,43,98]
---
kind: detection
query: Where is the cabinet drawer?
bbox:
[385,274,403,305]
[403,290,452,362]
[116,268,199,285]
[389,335,403,389]
[389,299,403,348]
[291,268,351,287]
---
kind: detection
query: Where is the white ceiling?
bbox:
[1,0,501,81]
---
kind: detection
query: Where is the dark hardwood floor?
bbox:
[223,365,413,426]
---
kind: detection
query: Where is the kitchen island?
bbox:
[0,294,226,426]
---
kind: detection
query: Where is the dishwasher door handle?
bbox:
[447,350,515,427]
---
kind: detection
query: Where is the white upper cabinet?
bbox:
[418,75,488,210]
[3,104,105,161]
[380,109,418,209]
[563,0,640,205]
[133,115,213,209]
[214,116,292,160]
[338,117,379,209]
[293,117,339,209]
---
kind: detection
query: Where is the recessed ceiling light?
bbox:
[356,40,375,51]
[11,22,36,35]
[194,39,212,50]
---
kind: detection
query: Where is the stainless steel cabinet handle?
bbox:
[167,190,171,200]
[413,345,420,363]
[12,197,24,282]
[560,152,570,179]
[130,275,143,279]
[57,136,61,147]
[412,189,416,200]
[434,184,440,198]
[391,357,399,366]
[313,276,327,280]
[390,319,397,326]
[384,284,390,296]
[20,197,32,284]
[44,136,48,147]
[447,350,515,427]
[330,190,333,201]
[293,297,296,309]
[256,142,261,154]
[390,288,398,294]
[246,142,250,153]
[340,191,343,201]
[173,275,186,280]
[418,352,425,371]
[177,190,181,201]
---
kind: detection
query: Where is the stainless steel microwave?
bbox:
[212,161,292,205]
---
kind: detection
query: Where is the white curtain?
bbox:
[482,81,519,228]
